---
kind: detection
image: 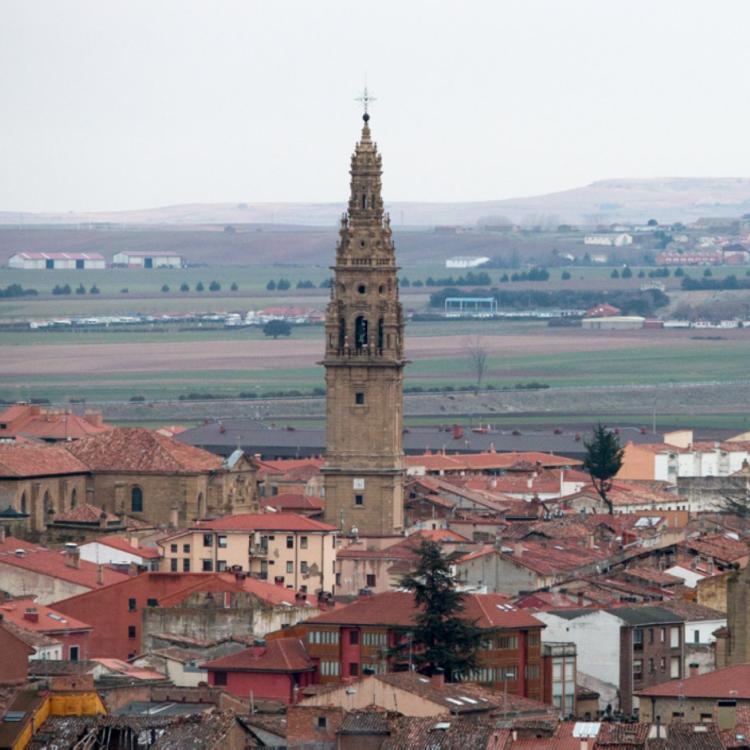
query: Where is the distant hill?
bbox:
[3,177,750,227]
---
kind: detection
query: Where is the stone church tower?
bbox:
[321,108,405,537]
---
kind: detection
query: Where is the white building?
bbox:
[79,536,161,571]
[445,256,490,269]
[111,251,182,269]
[583,233,633,247]
[8,252,106,270]
[581,316,645,330]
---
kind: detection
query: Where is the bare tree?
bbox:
[465,336,489,393]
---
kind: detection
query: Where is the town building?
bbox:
[202,637,316,704]
[299,590,545,699]
[322,108,406,537]
[580,316,645,330]
[64,428,259,526]
[53,571,320,661]
[0,443,90,532]
[535,606,685,715]
[0,622,34,685]
[79,534,162,571]
[158,513,337,592]
[7,251,106,269]
[0,535,128,604]
[635,663,750,725]
[0,403,111,443]
[111,251,182,268]
[0,596,92,661]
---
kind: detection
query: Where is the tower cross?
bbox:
[356,86,376,117]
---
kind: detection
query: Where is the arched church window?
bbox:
[131,486,143,513]
[20,492,27,515]
[338,318,346,350]
[377,318,384,351]
[361,194,366,210]
[378,285,385,294]
[358,284,366,294]
[355,316,368,350]
[71,488,78,508]
[43,491,53,516]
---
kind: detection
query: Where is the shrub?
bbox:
[196,281,205,292]
[230,282,239,291]
[263,319,292,338]
[180,282,190,292]
[161,284,170,293]
[75,284,86,295]
[121,288,129,293]
[610,269,620,279]
[266,280,276,290]
[209,280,221,291]
[276,278,291,290]
[561,271,571,280]
[89,285,100,294]
[621,266,632,278]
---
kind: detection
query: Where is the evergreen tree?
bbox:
[180,282,190,292]
[392,539,483,680]
[266,279,277,290]
[196,281,205,292]
[583,423,624,515]
[161,284,170,293]
[209,280,221,291]
[230,282,239,291]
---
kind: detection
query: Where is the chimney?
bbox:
[580,739,590,750]
[251,638,267,657]
[24,607,39,623]
[64,543,80,569]
[129,535,139,549]
[689,662,700,678]
[514,542,524,558]
[430,668,445,687]
[452,424,463,440]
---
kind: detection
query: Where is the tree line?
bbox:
[428,287,670,316]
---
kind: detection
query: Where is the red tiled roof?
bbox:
[407,528,471,543]
[53,503,120,525]
[636,663,750,699]
[0,597,91,633]
[681,533,749,563]
[193,512,335,532]
[499,539,610,576]
[260,493,324,512]
[65,428,223,474]
[305,590,540,630]
[406,451,582,473]
[97,535,162,559]
[0,444,89,478]
[0,536,128,588]
[202,637,314,672]
[0,404,111,440]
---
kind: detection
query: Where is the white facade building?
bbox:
[112,251,182,269]
[79,538,161,571]
[8,252,106,270]
[583,233,633,247]
[445,256,490,269]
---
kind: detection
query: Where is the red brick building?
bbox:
[297,590,545,699]
[202,637,316,704]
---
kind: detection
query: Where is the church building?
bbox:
[322,102,406,537]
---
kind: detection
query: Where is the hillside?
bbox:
[2,177,750,228]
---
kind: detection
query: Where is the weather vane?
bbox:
[356,86,376,120]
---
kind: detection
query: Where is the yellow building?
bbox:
[158,513,337,595]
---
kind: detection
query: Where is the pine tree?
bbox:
[583,423,624,514]
[393,539,482,680]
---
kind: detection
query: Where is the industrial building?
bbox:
[8,252,106,270]
[111,251,182,268]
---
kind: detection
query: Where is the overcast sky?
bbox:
[2,0,750,212]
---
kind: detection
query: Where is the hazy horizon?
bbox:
[2,1,750,213]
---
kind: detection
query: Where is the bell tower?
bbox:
[321,95,405,537]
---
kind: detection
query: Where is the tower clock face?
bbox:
[353,478,365,490]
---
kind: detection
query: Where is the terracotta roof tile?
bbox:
[305,590,541,630]
[53,503,120,525]
[193,512,335,532]
[0,535,128,588]
[97,535,162,559]
[260,493,324,512]
[65,427,224,474]
[0,443,89,478]
[0,597,91,633]
[636,663,750,699]
[202,637,314,672]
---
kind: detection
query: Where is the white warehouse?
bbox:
[112,251,182,269]
[8,252,106,270]
[445,256,490,269]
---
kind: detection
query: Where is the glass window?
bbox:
[128,598,136,612]
[301,561,308,574]
[202,559,213,572]
[670,626,680,648]
[286,561,293,574]
[355,392,365,405]
[170,558,178,572]
[218,535,227,548]
[217,560,226,572]
[633,660,643,680]
[286,536,294,549]
[497,635,518,649]
[355,494,364,506]
[349,630,359,645]
[131,486,143,513]
[300,536,308,549]
[170,544,177,553]
[183,558,191,572]
[128,626,136,639]
[670,656,681,678]
[366,574,376,588]
[214,671,227,686]
[183,544,190,553]
[203,533,213,547]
